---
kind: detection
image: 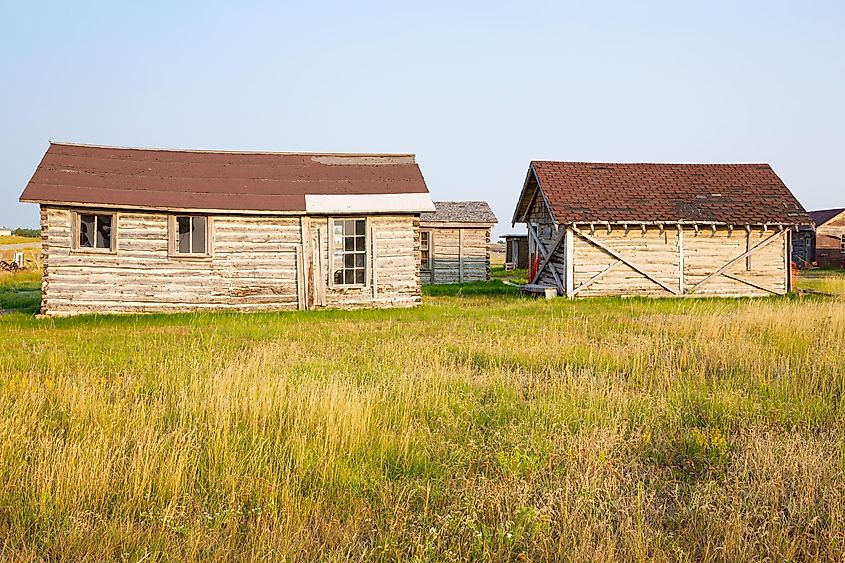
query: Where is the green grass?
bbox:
[1,273,844,560]
[796,270,845,296]
[0,272,40,314]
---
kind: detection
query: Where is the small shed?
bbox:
[512,161,812,297]
[809,208,845,268]
[502,234,529,270]
[419,201,497,284]
[19,142,435,316]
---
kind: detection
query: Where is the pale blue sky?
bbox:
[1,1,843,235]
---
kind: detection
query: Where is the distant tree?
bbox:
[11,228,40,238]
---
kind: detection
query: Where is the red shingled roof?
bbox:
[20,143,430,213]
[515,161,811,225]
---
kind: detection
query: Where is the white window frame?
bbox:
[329,217,369,288]
[71,211,116,253]
[168,215,212,258]
[840,234,845,254]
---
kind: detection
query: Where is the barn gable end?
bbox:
[512,161,811,298]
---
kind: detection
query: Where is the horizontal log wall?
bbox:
[40,208,302,315]
[308,215,421,309]
[428,227,490,284]
[40,207,422,315]
[570,226,787,297]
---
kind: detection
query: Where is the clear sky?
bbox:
[1,1,843,236]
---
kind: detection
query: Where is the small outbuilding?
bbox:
[20,142,435,316]
[512,161,812,297]
[419,201,497,284]
[808,208,845,268]
[502,234,529,270]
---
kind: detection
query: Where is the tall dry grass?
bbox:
[0,277,844,561]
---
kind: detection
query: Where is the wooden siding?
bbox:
[572,227,680,296]
[815,213,845,268]
[531,222,789,298]
[307,215,421,309]
[40,207,421,315]
[423,226,490,284]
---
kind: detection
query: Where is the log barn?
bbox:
[418,201,497,284]
[19,142,435,316]
[512,161,812,297]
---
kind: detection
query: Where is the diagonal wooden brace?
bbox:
[571,226,680,295]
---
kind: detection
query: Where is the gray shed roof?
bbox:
[421,201,497,224]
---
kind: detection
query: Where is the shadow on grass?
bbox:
[423,279,521,297]
[0,273,41,315]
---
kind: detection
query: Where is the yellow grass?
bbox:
[0,236,40,245]
[0,274,844,560]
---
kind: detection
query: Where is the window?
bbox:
[841,234,845,254]
[77,213,113,250]
[175,216,208,255]
[333,218,366,285]
[420,231,432,271]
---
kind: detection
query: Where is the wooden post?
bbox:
[678,225,685,295]
[315,227,326,307]
[458,229,464,283]
[300,217,312,309]
[564,227,574,298]
[745,226,752,271]
[295,245,306,311]
[784,229,791,292]
[371,225,378,298]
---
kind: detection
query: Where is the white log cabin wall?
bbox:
[423,226,491,284]
[40,207,421,315]
[308,215,421,309]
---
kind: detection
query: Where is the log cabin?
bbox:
[19,142,436,316]
[512,161,813,298]
[418,201,497,284]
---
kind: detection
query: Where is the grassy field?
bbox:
[1,270,845,561]
[0,236,40,245]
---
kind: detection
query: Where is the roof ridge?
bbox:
[531,160,771,167]
[49,141,415,158]
[809,207,845,213]
[432,199,492,203]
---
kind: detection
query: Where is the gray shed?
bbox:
[419,201,497,284]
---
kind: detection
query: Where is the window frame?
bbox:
[840,234,845,254]
[168,215,213,258]
[419,229,433,272]
[329,217,369,288]
[71,210,117,253]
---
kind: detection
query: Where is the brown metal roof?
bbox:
[19,143,430,213]
[514,161,812,226]
[809,208,845,227]
[420,201,497,224]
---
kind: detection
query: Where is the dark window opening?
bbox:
[78,214,112,249]
[176,216,208,254]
